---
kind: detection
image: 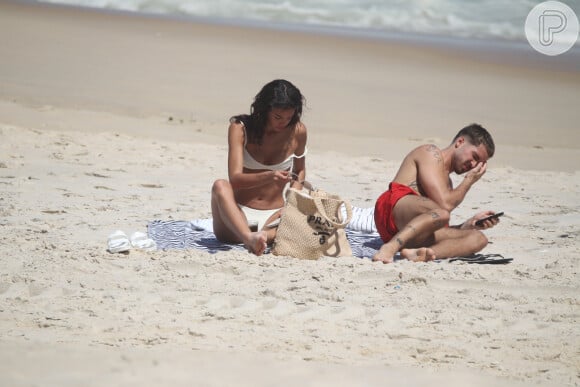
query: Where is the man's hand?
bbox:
[461,210,500,230]
[464,161,487,185]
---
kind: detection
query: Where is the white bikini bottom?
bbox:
[238,205,282,231]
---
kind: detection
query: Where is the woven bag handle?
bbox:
[312,196,353,228]
[287,178,353,228]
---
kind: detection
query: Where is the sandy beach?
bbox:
[1,1,579,386]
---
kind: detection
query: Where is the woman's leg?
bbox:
[211,179,267,255]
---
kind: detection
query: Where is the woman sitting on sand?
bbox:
[211,79,307,255]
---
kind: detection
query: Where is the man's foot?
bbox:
[400,247,436,262]
[372,244,398,264]
[245,231,268,256]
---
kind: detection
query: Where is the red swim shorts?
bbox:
[374,182,418,242]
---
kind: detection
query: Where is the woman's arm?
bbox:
[290,122,307,189]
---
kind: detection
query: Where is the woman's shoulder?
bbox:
[229,114,251,130]
[292,121,307,153]
[227,117,247,144]
[230,114,250,127]
[294,121,307,137]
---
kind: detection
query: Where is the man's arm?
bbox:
[415,145,485,212]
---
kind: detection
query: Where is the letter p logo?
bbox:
[526,1,579,56]
[539,9,567,46]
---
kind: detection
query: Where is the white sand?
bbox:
[0,1,579,386]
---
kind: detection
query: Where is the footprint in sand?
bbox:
[62,192,84,197]
[0,282,11,295]
[28,283,46,297]
[229,296,246,308]
[41,210,67,214]
[261,298,278,310]
[85,172,111,178]
[218,265,243,276]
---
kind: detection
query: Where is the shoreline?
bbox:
[1,0,579,173]
[25,0,580,72]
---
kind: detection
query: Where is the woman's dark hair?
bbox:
[453,123,495,158]
[231,79,304,145]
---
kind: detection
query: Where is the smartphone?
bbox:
[475,212,504,227]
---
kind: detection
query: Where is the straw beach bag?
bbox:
[272,185,353,260]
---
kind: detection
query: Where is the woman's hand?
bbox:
[272,170,292,185]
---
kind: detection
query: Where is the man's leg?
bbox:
[421,227,488,259]
[391,196,488,259]
[373,195,447,263]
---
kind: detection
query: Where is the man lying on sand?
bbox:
[373,123,501,263]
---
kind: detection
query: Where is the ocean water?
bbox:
[33,0,580,43]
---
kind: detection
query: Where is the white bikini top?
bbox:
[240,123,307,171]
[243,146,307,171]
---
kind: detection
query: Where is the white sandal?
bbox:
[130,231,157,251]
[107,230,131,253]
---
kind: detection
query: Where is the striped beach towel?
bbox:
[146,219,512,264]
[147,219,383,259]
